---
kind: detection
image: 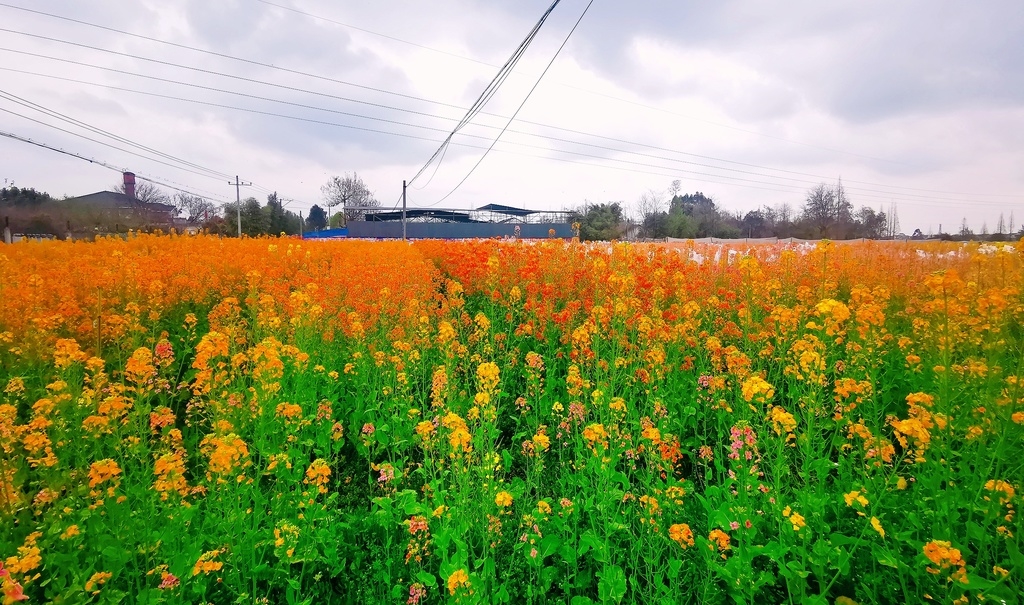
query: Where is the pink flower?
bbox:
[158,572,180,590]
[530,547,539,559]
[362,423,376,435]
[730,521,740,530]
[407,583,426,605]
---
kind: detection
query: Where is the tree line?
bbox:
[571,179,1021,242]
[3,174,1017,242]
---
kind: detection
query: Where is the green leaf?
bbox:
[597,564,627,604]
[541,535,561,558]
[667,558,683,579]
[415,571,436,587]
[876,553,900,569]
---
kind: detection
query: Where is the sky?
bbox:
[1,0,1022,234]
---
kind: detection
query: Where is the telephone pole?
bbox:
[230,175,252,237]
[402,180,407,241]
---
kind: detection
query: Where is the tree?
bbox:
[855,207,888,239]
[174,192,217,224]
[572,202,626,241]
[321,173,378,224]
[1,185,55,207]
[741,210,769,238]
[306,204,328,231]
[960,218,973,238]
[113,180,170,205]
[265,193,288,235]
[635,190,666,239]
[221,197,267,236]
[802,180,854,238]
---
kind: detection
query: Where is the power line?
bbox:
[408,0,564,187]
[0,89,234,181]
[425,0,596,206]
[0,128,230,202]
[0,67,1010,209]
[2,44,1013,205]
[2,3,1019,203]
[4,64,1015,210]
[252,0,495,68]
[0,26,467,112]
[0,21,924,192]
[0,105,234,196]
[241,0,908,167]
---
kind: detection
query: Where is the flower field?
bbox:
[1,235,1022,604]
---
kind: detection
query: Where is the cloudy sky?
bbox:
[1,0,1022,233]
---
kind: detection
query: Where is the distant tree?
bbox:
[741,209,769,238]
[265,193,288,235]
[802,180,853,238]
[306,204,328,231]
[572,202,626,241]
[113,180,170,205]
[665,209,698,238]
[321,173,378,224]
[960,218,973,238]
[855,207,888,239]
[221,197,267,236]
[174,192,217,223]
[635,190,666,239]
[1,185,56,207]
[241,197,267,236]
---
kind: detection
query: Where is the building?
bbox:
[305,204,574,239]
[63,172,176,228]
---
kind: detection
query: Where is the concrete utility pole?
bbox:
[299,211,304,238]
[3,217,11,244]
[402,180,407,241]
[230,175,252,237]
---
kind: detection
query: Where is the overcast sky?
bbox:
[1,0,1022,233]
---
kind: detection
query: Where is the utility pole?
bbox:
[402,180,407,241]
[299,211,304,238]
[230,175,252,237]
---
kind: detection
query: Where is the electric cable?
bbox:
[0,66,1007,209]
[423,0,596,207]
[1,45,1008,202]
[0,128,231,202]
[407,0,563,187]
[0,89,234,180]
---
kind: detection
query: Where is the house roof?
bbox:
[65,191,175,213]
[367,209,481,223]
[475,203,537,217]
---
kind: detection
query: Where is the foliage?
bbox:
[221,194,302,237]
[321,173,379,224]
[306,204,328,232]
[573,202,627,241]
[1,186,56,207]
[174,193,217,225]
[632,183,903,240]
[1,236,1023,604]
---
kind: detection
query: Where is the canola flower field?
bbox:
[0,235,1022,605]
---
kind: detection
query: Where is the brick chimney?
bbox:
[123,171,136,200]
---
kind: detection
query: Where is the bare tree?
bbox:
[174,192,217,223]
[635,189,666,239]
[802,180,853,237]
[112,180,170,205]
[321,173,379,224]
